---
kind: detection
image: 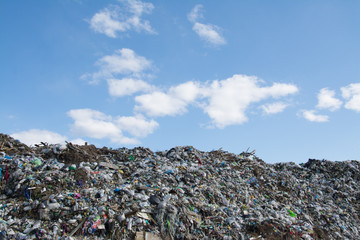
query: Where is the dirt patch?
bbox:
[246,221,304,240]
[57,143,101,163]
[74,168,89,183]
[0,133,33,155]
[313,226,330,240]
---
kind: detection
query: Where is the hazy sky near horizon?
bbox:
[1,0,360,163]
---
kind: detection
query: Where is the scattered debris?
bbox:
[0,133,359,239]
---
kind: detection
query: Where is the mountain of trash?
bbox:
[0,133,359,240]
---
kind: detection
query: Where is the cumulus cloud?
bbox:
[341,83,360,112]
[135,92,187,116]
[301,110,329,122]
[82,48,152,84]
[107,78,154,97]
[90,0,156,38]
[316,88,342,111]
[202,75,298,128]
[11,129,67,146]
[89,7,127,38]
[261,102,289,115]
[69,138,87,145]
[68,109,123,140]
[134,81,202,117]
[188,4,226,46]
[67,108,158,144]
[134,74,298,127]
[116,115,159,137]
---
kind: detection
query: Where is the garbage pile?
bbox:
[0,133,359,240]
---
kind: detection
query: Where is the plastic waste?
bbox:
[0,133,359,239]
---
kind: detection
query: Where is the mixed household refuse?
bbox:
[0,133,359,240]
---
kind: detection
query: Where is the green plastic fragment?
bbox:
[287,209,296,217]
[33,158,42,166]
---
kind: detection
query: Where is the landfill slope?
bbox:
[0,133,359,240]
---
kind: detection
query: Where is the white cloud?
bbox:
[96,48,151,77]
[89,0,156,38]
[124,0,155,33]
[169,81,202,102]
[89,7,127,38]
[134,81,202,117]
[341,83,360,112]
[301,110,329,122]
[67,108,158,144]
[134,75,298,127]
[192,22,226,45]
[107,78,154,97]
[261,102,289,115]
[202,74,298,128]
[316,88,342,111]
[69,138,87,145]
[188,5,226,46]
[116,115,158,137]
[82,48,152,84]
[11,129,67,146]
[68,109,122,140]
[263,83,300,98]
[135,92,189,117]
[187,4,203,23]
[11,129,88,146]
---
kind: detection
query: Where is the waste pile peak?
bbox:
[0,133,359,239]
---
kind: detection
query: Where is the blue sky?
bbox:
[1,0,360,163]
